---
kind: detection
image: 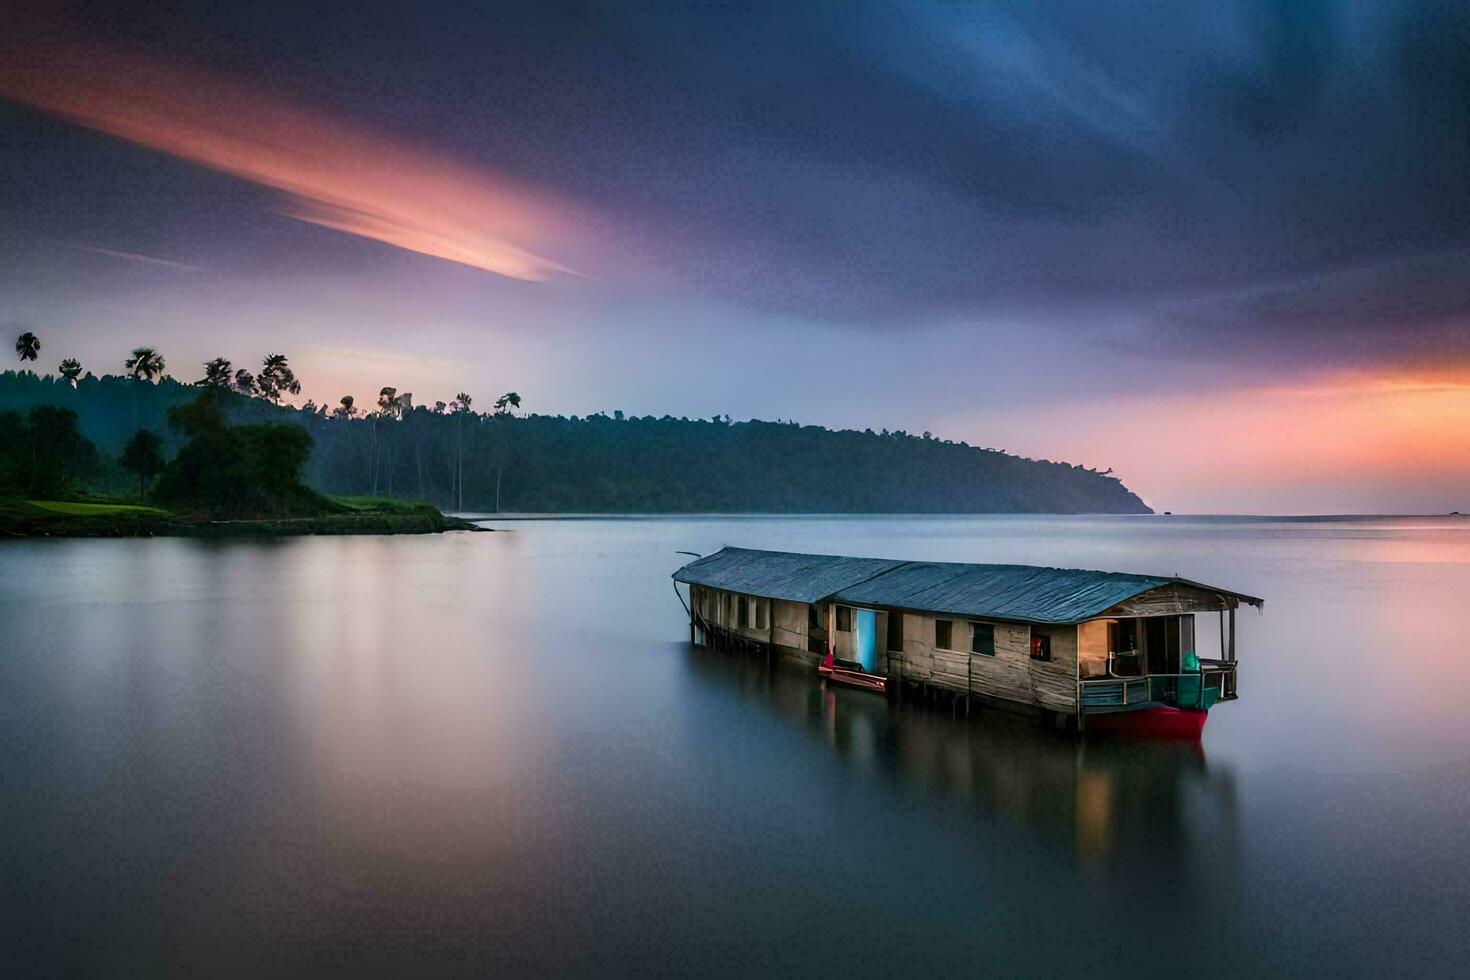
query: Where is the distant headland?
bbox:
[2,352,1150,533]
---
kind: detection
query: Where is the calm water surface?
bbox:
[3,516,1468,976]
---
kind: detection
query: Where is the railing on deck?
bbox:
[1080,660,1237,710]
[1198,658,1238,701]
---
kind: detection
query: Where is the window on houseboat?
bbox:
[887,612,903,651]
[836,606,852,632]
[971,622,995,656]
[754,599,768,630]
[1030,632,1052,662]
[935,619,953,649]
[738,597,749,629]
[809,604,820,630]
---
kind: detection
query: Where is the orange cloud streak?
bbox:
[1,43,579,280]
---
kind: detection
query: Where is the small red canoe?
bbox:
[818,653,887,693]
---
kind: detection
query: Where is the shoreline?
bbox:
[9,505,1464,538]
[0,499,485,539]
[451,511,1468,522]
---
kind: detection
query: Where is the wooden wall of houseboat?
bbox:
[690,586,777,647]
[889,612,1078,712]
[876,612,891,675]
[1078,619,1110,678]
[1102,582,1236,617]
[772,599,815,662]
[689,584,704,633]
[831,605,853,661]
[691,586,830,665]
[1029,624,1078,711]
[692,587,1079,710]
[691,584,716,632]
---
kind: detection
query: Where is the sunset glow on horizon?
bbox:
[968,368,1470,513]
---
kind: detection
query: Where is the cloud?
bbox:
[1129,247,1470,369]
[390,0,1465,341]
[0,42,583,282]
[69,244,197,270]
[5,2,1470,355]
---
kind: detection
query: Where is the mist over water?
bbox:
[3,516,1467,975]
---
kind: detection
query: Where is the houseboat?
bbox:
[673,547,1263,738]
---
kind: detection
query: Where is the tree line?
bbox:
[6,331,1150,514]
[0,386,322,518]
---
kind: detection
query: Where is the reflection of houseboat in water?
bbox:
[673,547,1263,738]
[683,645,1241,864]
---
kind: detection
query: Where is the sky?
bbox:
[1,1,1468,514]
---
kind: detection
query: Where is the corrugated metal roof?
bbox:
[673,547,1262,623]
[671,547,906,603]
[831,562,1169,624]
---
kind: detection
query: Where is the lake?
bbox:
[3,516,1468,976]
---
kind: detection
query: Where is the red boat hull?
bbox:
[1087,706,1208,740]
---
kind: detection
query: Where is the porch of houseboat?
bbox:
[1079,660,1238,737]
[1077,606,1243,737]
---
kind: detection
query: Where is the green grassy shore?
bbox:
[0,497,484,538]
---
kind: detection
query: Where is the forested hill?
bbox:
[0,371,1152,514]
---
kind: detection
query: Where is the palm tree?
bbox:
[123,346,165,430]
[124,347,165,382]
[377,386,400,418]
[394,392,423,496]
[15,331,39,363]
[452,391,473,511]
[372,386,398,495]
[489,393,522,511]
[199,357,232,388]
[257,353,302,404]
[58,358,83,387]
[233,369,256,394]
[329,394,362,489]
